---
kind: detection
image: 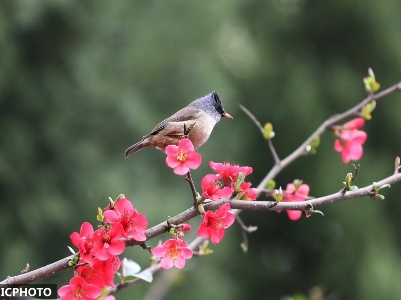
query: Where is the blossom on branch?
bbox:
[76,256,121,288]
[235,181,258,200]
[92,223,126,260]
[165,138,202,175]
[151,239,193,269]
[197,203,235,244]
[201,174,233,200]
[104,196,148,241]
[58,276,102,300]
[334,118,367,163]
[209,161,253,186]
[70,222,96,264]
[278,182,310,221]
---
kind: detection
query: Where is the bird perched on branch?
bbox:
[124,91,232,157]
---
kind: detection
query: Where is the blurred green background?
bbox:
[1,0,401,299]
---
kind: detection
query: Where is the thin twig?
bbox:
[239,104,280,163]
[185,171,198,208]
[239,104,264,132]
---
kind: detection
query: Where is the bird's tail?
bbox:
[124,141,145,157]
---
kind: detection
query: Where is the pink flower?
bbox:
[201,174,233,200]
[236,181,259,200]
[104,197,148,241]
[278,183,310,221]
[70,222,96,264]
[92,223,126,261]
[209,161,253,186]
[76,258,107,289]
[197,203,235,244]
[334,118,367,163]
[75,255,120,289]
[101,255,121,287]
[58,276,102,300]
[334,129,367,163]
[165,138,202,175]
[151,239,193,269]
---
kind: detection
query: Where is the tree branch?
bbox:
[256,81,401,190]
[2,81,401,295]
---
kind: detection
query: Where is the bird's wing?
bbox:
[146,106,200,137]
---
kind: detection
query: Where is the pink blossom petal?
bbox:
[222,214,235,228]
[178,138,195,151]
[210,227,225,244]
[347,143,364,161]
[351,131,367,144]
[114,198,134,212]
[166,155,180,168]
[334,139,343,152]
[186,151,202,169]
[85,283,103,298]
[108,240,126,256]
[165,145,179,155]
[58,286,71,297]
[173,163,189,175]
[296,184,310,198]
[151,246,167,257]
[285,183,296,194]
[174,256,186,269]
[344,118,365,129]
[209,161,225,174]
[197,223,209,239]
[104,210,119,223]
[215,187,233,199]
[287,210,302,221]
[160,257,174,269]
[180,248,194,259]
[80,222,94,236]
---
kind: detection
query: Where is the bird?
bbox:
[124,91,232,157]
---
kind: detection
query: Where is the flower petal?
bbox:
[178,138,194,151]
[174,256,186,269]
[160,257,174,269]
[165,145,179,155]
[287,210,302,221]
[186,152,202,169]
[173,163,189,175]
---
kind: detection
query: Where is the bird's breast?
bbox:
[188,112,218,149]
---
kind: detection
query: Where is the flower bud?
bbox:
[180,224,192,232]
[275,187,283,202]
[263,122,275,140]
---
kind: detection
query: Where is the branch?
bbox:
[2,81,401,294]
[0,256,72,285]
[256,81,401,190]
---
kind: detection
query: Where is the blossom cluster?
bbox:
[164,138,259,202]
[151,141,260,268]
[58,196,148,300]
[201,161,258,201]
[197,162,258,244]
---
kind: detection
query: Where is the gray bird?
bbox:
[124,91,232,157]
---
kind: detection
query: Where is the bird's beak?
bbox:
[221,112,233,119]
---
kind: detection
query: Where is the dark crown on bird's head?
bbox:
[189,91,228,121]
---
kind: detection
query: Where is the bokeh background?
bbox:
[2,1,401,299]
